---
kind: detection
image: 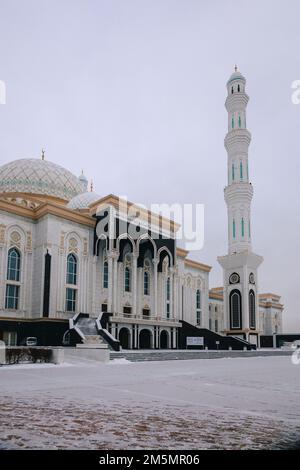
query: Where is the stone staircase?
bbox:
[69,313,120,351]
[110,349,292,362]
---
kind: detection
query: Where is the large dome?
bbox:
[67,191,100,210]
[0,158,85,201]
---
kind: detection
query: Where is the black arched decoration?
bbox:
[230,289,242,329]
[249,289,256,329]
[158,249,172,272]
[137,238,155,267]
[117,238,134,262]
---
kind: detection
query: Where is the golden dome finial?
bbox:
[234,64,238,72]
[41,148,45,160]
[90,179,94,192]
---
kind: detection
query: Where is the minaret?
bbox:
[218,67,263,346]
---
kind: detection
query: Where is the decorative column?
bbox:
[153,258,158,318]
[107,254,113,312]
[91,255,98,315]
[169,268,174,320]
[132,254,138,317]
[112,251,118,314]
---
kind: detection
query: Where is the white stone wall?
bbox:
[0,210,210,331]
[0,212,34,318]
[208,300,224,333]
[259,306,283,335]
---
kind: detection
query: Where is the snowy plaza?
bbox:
[0,355,300,450]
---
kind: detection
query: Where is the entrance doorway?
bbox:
[160,330,169,349]
[119,328,130,349]
[139,329,152,349]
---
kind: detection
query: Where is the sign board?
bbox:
[216,341,220,345]
[186,336,204,346]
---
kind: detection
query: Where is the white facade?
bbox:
[0,69,284,348]
[259,294,284,335]
[0,164,211,348]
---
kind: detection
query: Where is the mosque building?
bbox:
[0,69,283,349]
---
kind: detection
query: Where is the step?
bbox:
[110,349,292,362]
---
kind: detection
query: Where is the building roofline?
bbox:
[184,258,212,272]
[259,293,281,299]
[89,194,181,233]
[176,247,189,258]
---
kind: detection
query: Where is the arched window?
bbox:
[125,267,131,292]
[5,248,21,310]
[215,319,218,332]
[240,161,243,179]
[233,219,236,239]
[66,254,77,312]
[144,271,150,295]
[166,277,170,318]
[237,84,240,92]
[231,116,234,129]
[232,162,235,181]
[241,218,245,237]
[7,248,21,281]
[238,115,241,128]
[249,290,256,329]
[66,254,77,285]
[103,261,108,289]
[230,289,242,329]
[196,289,201,325]
[231,86,234,94]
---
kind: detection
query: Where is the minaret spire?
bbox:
[218,68,263,345]
[224,67,252,254]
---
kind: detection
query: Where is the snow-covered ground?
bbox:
[0,356,299,449]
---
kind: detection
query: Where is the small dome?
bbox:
[227,68,246,84]
[67,191,100,210]
[0,158,85,201]
[78,171,88,192]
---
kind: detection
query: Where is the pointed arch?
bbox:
[66,253,77,285]
[157,246,173,272]
[249,290,256,329]
[117,234,136,262]
[136,234,157,258]
[7,247,21,282]
[230,289,242,329]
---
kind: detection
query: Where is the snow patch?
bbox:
[109,358,132,365]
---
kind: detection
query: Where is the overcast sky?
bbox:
[0,0,299,331]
